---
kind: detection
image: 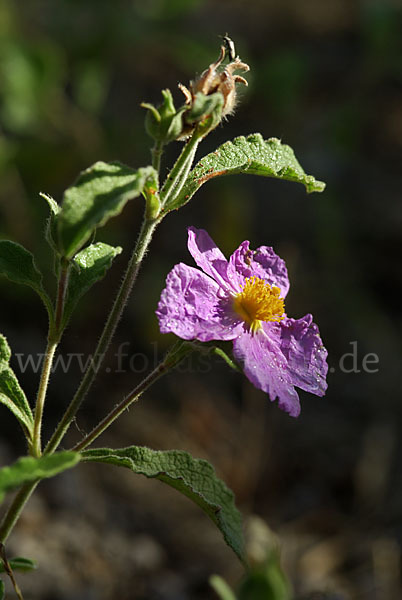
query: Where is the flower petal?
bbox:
[156,263,242,342]
[233,327,301,417]
[277,314,328,397]
[229,241,290,297]
[187,227,232,291]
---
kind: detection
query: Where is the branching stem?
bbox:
[0,542,25,599]
[44,215,160,455]
[46,131,200,455]
[0,129,201,556]
[160,132,200,207]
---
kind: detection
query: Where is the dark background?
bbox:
[1,0,401,598]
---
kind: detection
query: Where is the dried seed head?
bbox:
[187,44,249,116]
[177,39,250,139]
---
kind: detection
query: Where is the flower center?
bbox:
[233,276,285,333]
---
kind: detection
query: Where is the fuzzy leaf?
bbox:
[0,240,45,295]
[39,192,59,216]
[0,557,37,573]
[62,242,122,327]
[168,133,325,210]
[0,579,3,599]
[82,446,245,563]
[57,162,156,258]
[0,452,80,503]
[0,336,11,364]
[0,241,53,321]
[40,192,60,256]
[0,334,33,440]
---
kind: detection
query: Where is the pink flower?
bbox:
[156,227,328,417]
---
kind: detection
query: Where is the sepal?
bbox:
[142,89,186,145]
[184,91,224,139]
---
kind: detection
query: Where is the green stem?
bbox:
[44,215,160,455]
[151,140,164,174]
[0,542,25,600]
[160,132,200,207]
[0,131,203,553]
[32,263,69,457]
[0,482,38,544]
[53,260,70,339]
[32,342,57,458]
[45,131,202,456]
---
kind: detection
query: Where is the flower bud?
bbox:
[141,89,186,145]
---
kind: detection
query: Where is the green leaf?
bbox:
[82,446,245,563]
[0,336,11,364]
[0,452,81,503]
[62,242,122,327]
[39,191,59,216]
[40,192,60,257]
[0,241,43,289]
[57,162,156,258]
[168,133,326,210]
[210,575,238,600]
[0,579,4,600]
[0,557,37,573]
[0,240,53,321]
[0,334,34,441]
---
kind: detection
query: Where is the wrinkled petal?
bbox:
[229,241,290,298]
[156,263,242,342]
[276,314,328,397]
[187,227,232,291]
[233,328,301,417]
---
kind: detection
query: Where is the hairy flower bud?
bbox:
[141,89,186,145]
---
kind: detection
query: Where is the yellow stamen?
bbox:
[233,276,285,333]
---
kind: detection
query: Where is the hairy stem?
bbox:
[151,140,164,174]
[45,131,201,455]
[53,260,70,338]
[0,482,38,544]
[0,132,202,557]
[32,342,57,457]
[32,263,70,457]
[0,542,25,600]
[44,215,160,455]
[160,132,200,207]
